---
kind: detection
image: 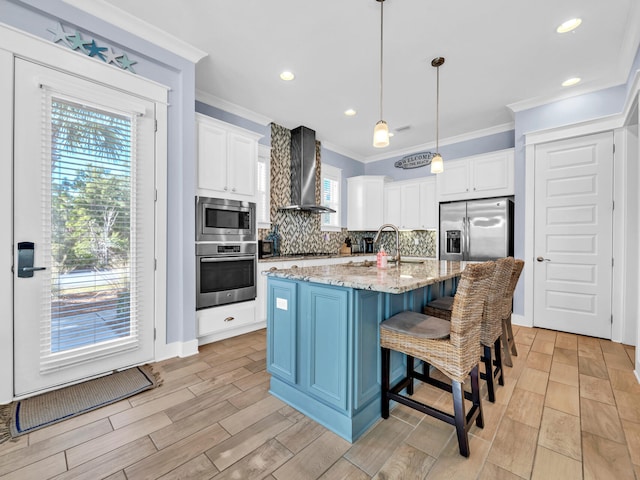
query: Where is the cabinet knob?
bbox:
[232,187,236,192]
[224,186,228,191]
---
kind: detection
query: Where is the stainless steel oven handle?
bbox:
[200,255,255,263]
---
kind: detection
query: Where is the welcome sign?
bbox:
[394,152,436,169]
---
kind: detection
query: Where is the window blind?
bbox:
[39,88,143,372]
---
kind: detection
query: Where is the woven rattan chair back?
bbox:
[502,259,524,320]
[480,257,516,346]
[442,260,496,379]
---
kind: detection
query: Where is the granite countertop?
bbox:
[266,259,469,294]
[258,253,374,263]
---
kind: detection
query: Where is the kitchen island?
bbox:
[266,260,469,442]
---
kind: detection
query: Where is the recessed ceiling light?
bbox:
[557,18,582,33]
[344,108,357,116]
[562,77,581,87]
[279,71,295,81]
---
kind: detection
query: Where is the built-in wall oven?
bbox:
[196,242,257,309]
[196,196,255,242]
[195,196,257,309]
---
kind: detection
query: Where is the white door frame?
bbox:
[523,76,640,345]
[0,23,168,403]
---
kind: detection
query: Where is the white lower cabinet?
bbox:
[197,300,260,345]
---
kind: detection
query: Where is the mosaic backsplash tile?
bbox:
[262,123,437,257]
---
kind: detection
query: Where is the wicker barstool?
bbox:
[479,257,515,402]
[501,259,525,367]
[423,257,516,402]
[380,261,495,457]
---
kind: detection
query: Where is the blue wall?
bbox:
[510,44,640,315]
[364,129,515,181]
[3,0,198,344]
[321,148,365,226]
[195,101,271,145]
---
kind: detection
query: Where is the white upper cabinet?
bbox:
[196,113,263,199]
[437,149,514,201]
[347,176,390,231]
[383,177,437,230]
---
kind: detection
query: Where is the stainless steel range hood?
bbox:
[279,126,335,213]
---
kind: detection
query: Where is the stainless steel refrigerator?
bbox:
[439,197,514,261]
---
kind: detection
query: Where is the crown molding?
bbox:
[61,0,207,63]
[362,121,515,164]
[196,89,272,126]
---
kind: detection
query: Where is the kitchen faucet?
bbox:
[373,224,400,264]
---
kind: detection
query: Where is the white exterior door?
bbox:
[533,132,613,338]
[13,59,157,396]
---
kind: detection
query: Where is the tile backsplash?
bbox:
[263,122,437,257]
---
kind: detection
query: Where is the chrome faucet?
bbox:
[373,224,400,264]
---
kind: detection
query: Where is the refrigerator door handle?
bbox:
[465,217,471,260]
[463,216,468,261]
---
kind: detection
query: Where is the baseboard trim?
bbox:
[511,313,530,327]
[155,338,199,362]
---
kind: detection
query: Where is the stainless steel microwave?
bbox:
[196,197,256,242]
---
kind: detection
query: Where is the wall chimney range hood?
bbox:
[279,126,335,214]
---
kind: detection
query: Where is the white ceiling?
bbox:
[68,0,640,162]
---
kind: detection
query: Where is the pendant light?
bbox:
[431,56,445,174]
[373,0,389,148]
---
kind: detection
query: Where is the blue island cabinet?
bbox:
[266,276,444,442]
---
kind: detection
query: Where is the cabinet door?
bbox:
[301,284,349,411]
[363,178,385,230]
[197,120,227,193]
[267,279,297,384]
[384,184,402,227]
[227,133,256,196]
[437,159,469,200]
[419,178,437,229]
[401,182,421,229]
[470,150,514,196]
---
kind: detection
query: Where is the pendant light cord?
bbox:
[436,64,439,152]
[379,0,384,120]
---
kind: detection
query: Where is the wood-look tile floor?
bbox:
[1,326,638,479]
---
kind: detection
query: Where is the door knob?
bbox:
[536,256,550,262]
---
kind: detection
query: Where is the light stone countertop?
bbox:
[265,259,469,294]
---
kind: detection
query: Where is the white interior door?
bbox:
[533,132,613,338]
[13,58,157,396]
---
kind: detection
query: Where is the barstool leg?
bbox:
[452,379,470,457]
[483,344,495,403]
[381,347,390,418]
[406,355,414,395]
[494,338,504,387]
[506,314,518,356]
[501,318,513,367]
[470,365,484,429]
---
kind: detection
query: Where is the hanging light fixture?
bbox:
[431,56,445,174]
[373,0,389,148]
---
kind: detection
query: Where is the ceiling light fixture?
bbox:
[430,57,445,174]
[280,71,295,81]
[373,0,389,148]
[556,18,582,34]
[562,77,581,87]
[344,108,357,116]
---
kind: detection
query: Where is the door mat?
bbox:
[0,365,160,444]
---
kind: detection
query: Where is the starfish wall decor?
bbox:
[46,22,137,74]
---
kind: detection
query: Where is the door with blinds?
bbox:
[13,59,156,396]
